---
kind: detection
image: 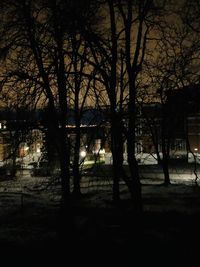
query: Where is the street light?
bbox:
[80,150,86,158]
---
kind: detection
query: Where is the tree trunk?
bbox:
[72,125,81,196]
[161,123,171,185]
[57,127,75,247]
[111,113,121,202]
[111,111,137,203]
[162,157,170,185]
[58,127,71,206]
[127,138,143,213]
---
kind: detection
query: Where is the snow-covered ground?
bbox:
[0,165,200,265]
[0,165,199,211]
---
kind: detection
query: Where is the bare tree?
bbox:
[0,0,96,204]
[67,35,97,197]
[116,0,166,211]
[81,0,129,202]
[142,1,200,184]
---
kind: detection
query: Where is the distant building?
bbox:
[0,85,200,167]
[135,85,200,163]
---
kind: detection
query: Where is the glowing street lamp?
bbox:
[80,150,86,158]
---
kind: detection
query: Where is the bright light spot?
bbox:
[80,150,86,158]
[24,146,29,151]
[194,148,198,151]
[99,148,105,155]
[36,143,41,153]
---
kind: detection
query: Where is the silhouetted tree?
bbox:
[0,0,96,204]
[116,0,166,211]
[142,2,200,184]
[68,36,97,197]
[81,0,129,202]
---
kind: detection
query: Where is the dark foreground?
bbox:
[1,204,200,266]
[0,177,200,266]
